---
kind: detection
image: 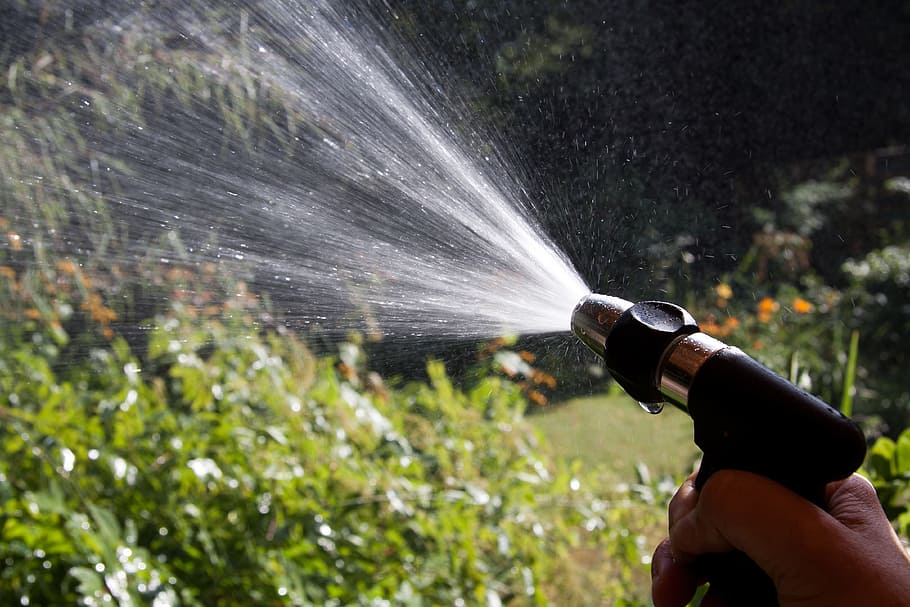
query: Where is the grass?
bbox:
[530,392,702,605]
[531,391,700,482]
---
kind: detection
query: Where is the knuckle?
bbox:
[697,469,745,516]
[842,473,877,501]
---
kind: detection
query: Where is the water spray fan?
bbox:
[571,294,867,606]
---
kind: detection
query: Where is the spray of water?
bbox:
[98,0,591,339]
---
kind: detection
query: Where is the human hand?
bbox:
[651,470,910,607]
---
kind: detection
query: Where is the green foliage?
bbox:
[0,273,662,606]
[683,155,910,434]
[0,4,300,279]
[840,329,860,418]
[864,428,910,539]
[754,175,856,238]
[842,245,910,430]
[495,17,594,87]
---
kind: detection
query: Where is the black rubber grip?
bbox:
[686,347,866,606]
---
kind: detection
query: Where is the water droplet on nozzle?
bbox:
[638,401,664,414]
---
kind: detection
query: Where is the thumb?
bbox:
[668,470,849,584]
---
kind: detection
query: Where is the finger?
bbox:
[669,469,840,580]
[825,474,890,532]
[651,539,700,607]
[826,474,910,567]
[668,474,699,531]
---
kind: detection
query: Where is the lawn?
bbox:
[531,392,701,482]
[530,392,703,604]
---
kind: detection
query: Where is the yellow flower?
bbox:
[793,297,814,314]
[715,283,733,300]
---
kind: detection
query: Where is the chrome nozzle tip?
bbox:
[570,294,633,358]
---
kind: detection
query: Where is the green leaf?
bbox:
[88,504,122,546]
[867,437,896,479]
[31,481,68,516]
[69,566,105,597]
[896,431,910,475]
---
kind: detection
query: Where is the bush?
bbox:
[864,427,910,541]
[0,266,662,606]
[843,245,910,431]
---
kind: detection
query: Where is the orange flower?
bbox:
[81,293,117,324]
[701,319,723,336]
[715,283,733,300]
[757,297,778,314]
[701,315,740,338]
[518,350,537,363]
[792,297,814,314]
[7,231,22,251]
[56,260,78,274]
[531,370,557,388]
[337,362,355,380]
[479,337,507,358]
[528,389,548,406]
[757,297,779,322]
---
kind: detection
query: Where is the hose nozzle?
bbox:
[569,291,865,486]
[570,294,632,359]
[571,293,705,408]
